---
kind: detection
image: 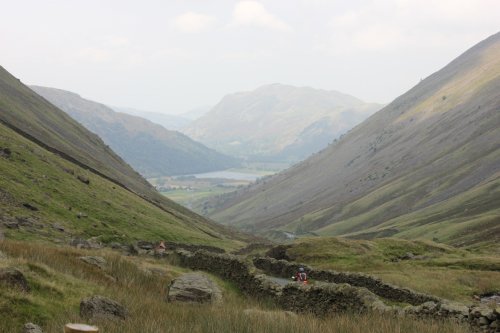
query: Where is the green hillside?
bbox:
[0,119,241,248]
[0,65,245,249]
[210,32,500,247]
[31,86,240,177]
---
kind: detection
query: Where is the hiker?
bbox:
[154,240,166,255]
[293,267,308,284]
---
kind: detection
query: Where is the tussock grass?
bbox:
[0,240,469,333]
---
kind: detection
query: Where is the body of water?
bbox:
[188,170,265,181]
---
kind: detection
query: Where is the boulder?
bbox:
[23,323,43,333]
[127,244,140,255]
[52,223,65,232]
[167,272,222,304]
[86,237,103,249]
[137,241,154,250]
[0,147,12,158]
[0,267,30,292]
[70,238,91,249]
[77,175,90,185]
[0,250,7,259]
[80,295,127,321]
[79,256,107,269]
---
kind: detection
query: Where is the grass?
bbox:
[281,237,500,302]
[0,66,247,249]
[0,121,242,250]
[0,240,469,333]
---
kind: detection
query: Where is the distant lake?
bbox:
[188,170,264,181]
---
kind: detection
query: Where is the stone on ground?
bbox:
[80,295,127,321]
[167,272,222,304]
[0,267,30,291]
[23,323,43,333]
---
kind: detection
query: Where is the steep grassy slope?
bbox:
[184,83,381,162]
[0,65,247,247]
[0,120,241,248]
[211,32,500,247]
[31,86,239,177]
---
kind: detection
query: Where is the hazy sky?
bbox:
[2,0,499,114]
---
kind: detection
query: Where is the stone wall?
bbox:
[253,256,441,305]
[172,250,500,332]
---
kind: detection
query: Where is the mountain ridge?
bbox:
[184,83,382,163]
[210,32,500,247]
[30,85,240,177]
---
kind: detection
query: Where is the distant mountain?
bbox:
[0,65,245,247]
[112,106,190,131]
[183,84,381,163]
[210,32,500,247]
[31,86,240,177]
[181,105,212,121]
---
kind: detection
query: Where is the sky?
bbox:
[1,0,499,115]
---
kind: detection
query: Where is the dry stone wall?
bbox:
[172,250,500,332]
[253,256,440,305]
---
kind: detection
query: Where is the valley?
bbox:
[0,3,499,332]
[152,166,277,214]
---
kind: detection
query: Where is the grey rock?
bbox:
[70,238,91,249]
[128,244,139,255]
[440,302,469,317]
[80,295,127,320]
[4,221,19,229]
[80,256,107,269]
[52,223,65,232]
[0,228,4,241]
[87,237,103,249]
[23,323,43,333]
[0,147,12,158]
[167,272,222,304]
[479,316,490,325]
[109,242,123,249]
[137,240,154,250]
[0,267,30,292]
[0,250,7,259]
[77,175,90,185]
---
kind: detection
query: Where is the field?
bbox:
[150,166,277,215]
[0,240,469,333]
[276,237,500,303]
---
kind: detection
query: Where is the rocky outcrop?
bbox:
[167,272,222,304]
[22,323,43,333]
[80,295,127,321]
[253,257,440,305]
[0,267,30,292]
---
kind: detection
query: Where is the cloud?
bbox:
[231,1,292,32]
[326,0,500,52]
[172,12,217,33]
